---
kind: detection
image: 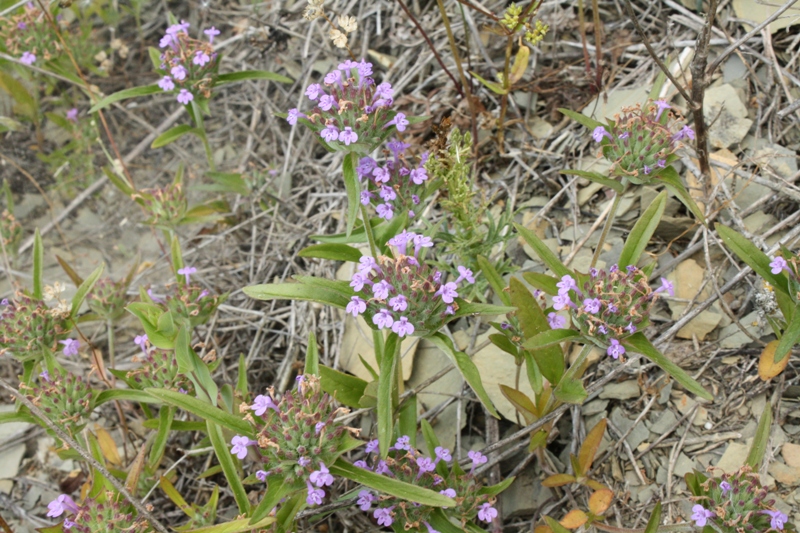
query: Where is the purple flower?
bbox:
[434,446,452,463]
[230,436,255,459]
[373,166,390,183]
[592,126,611,142]
[350,272,371,292]
[159,34,175,48]
[392,316,415,337]
[413,235,433,255]
[388,231,416,255]
[387,139,410,155]
[416,457,436,476]
[339,127,358,146]
[204,26,220,43]
[157,75,175,91]
[468,450,487,473]
[643,165,652,175]
[357,490,376,511]
[134,334,148,353]
[256,470,268,481]
[477,503,498,522]
[655,277,675,297]
[358,256,379,274]
[46,495,78,518]
[440,488,456,498]
[761,509,787,530]
[286,108,305,125]
[375,460,391,475]
[357,60,373,79]
[409,167,427,185]
[20,51,36,65]
[386,112,409,132]
[59,339,79,357]
[17,21,27,30]
[309,462,334,487]
[673,125,695,141]
[365,439,379,454]
[177,89,194,104]
[177,266,197,284]
[598,325,608,334]
[170,65,187,81]
[445,305,455,315]
[456,266,475,284]
[625,322,636,334]
[306,480,325,506]
[770,256,789,275]
[720,480,731,494]
[547,312,566,329]
[324,69,342,86]
[389,295,407,312]
[376,203,394,220]
[372,309,394,329]
[583,298,601,314]
[552,293,571,311]
[305,83,323,100]
[607,339,625,359]
[691,505,715,527]
[374,82,393,100]
[298,456,311,467]
[315,422,326,435]
[356,156,376,177]
[607,303,618,313]
[321,124,339,142]
[374,507,395,527]
[379,186,397,202]
[250,394,279,416]
[63,518,75,529]
[372,280,393,300]
[346,296,367,317]
[318,94,336,111]
[360,191,373,205]
[657,159,667,168]
[354,460,369,469]
[395,435,411,450]
[654,99,671,120]
[435,282,458,304]
[39,370,50,382]
[66,108,79,122]
[556,275,578,295]
[193,51,210,66]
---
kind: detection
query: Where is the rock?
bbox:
[501,467,553,517]
[611,407,650,451]
[0,405,30,494]
[649,409,678,435]
[703,84,753,148]
[673,392,709,426]
[582,87,650,122]
[719,311,766,349]
[732,0,800,33]
[667,259,723,341]
[599,381,641,401]
[674,453,698,477]
[783,443,800,468]
[715,442,750,473]
[749,141,799,179]
[582,399,609,416]
[768,462,800,487]
[338,314,417,382]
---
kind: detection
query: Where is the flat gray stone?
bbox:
[611,407,650,451]
[703,84,753,148]
[649,409,678,435]
[599,381,641,400]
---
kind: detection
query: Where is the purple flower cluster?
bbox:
[125,341,190,393]
[357,140,430,220]
[347,231,476,337]
[691,466,787,532]
[46,493,146,532]
[156,21,220,104]
[0,292,71,361]
[1,3,66,67]
[287,60,405,152]
[231,375,355,507]
[20,367,93,439]
[551,266,673,357]
[590,99,693,183]
[355,437,497,530]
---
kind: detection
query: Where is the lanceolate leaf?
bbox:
[622,333,712,400]
[522,328,581,350]
[243,282,350,309]
[561,170,624,193]
[656,166,706,224]
[746,405,772,469]
[298,243,363,262]
[330,458,456,507]
[716,224,790,296]
[477,255,511,306]
[643,502,663,533]
[71,263,104,318]
[377,336,397,458]
[453,300,515,318]
[319,366,368,408]
[618,190,666,269]
[773,302,800,364]
[216,70,292,84]
[151,124,200,148]
[33,228,43,300]
[514,223,570,277]
[558,108,604,131]
[94,389,159,407]
[145,388,252,435]
[249,475,297,524]
[343,152,360,237]
[89,84,162,113]
[207,420,250,514]
[578,418,607,473]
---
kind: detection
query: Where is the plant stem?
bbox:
[107,318,115,371]
[361,204,379,259]
[590,190,622,268]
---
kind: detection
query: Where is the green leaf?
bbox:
[514,223,570,277]
[618,190,666,269]
[319,366,368,408]
[143,419,205,431]
[94,389,159,407]
[145,388,252,435]
[500,385,536,424]
[561,170,623,193]
[774,302,800,364]
[249,475,297,524]
[554,376,588,404]
[243,282,350,309]
[522,272,559,295]
[304,331,319,376]
[558,108,604,131]
[427,509,466,533]
[377,334,398,457]
[716,224,790,296]
[207,420,250,514]
[126,303,175,349]
[524,350,543,395]
[656,166,706,224]
[298,243,363,262]
[33,228,43,300]
[0,71,36,118]
[89,85,162,113]
[470,71,506,95]
[199,172,251,196]
[428,333,500,418]
[0,411,36,425]
[478,475,515,496]
[489,333,519,358]
[643,502,662,533]
[544,516,573,533]
[398,395,417,450]
[330,458,456,507]
[746,404,772,469]
[71,264,104,318]
[622,333,712,400]
[148,406,174,470]
[477,255,511,306]
[453,300,515,318]
[216,70,293,85]
[342,152,360,237]
[102,165,135,196]
[522,328,581,350]
[151,124,200,148]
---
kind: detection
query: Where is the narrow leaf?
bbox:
[774,303,800,364]
[216,70,293,84]
[207,420,250,514]
[148,406,174,470]
[477,255,511,306]
[305,331,319,376]
[746,405,772,469]
[89,84,162,113]
[514,223,570,277]
[243,282,350,309]
[453,300,515,318]
[643,502,662,533]
[522,272,559,295]
[377,338,397,457]
[298,243,363,262]
[656,166,706,224]
[151,124,197,148]
[622,333,712,400]
[618,190,666,268]
[558,108,604,131]
[561,170,623,193]
[70,264,104,318]
[578,418,607,473]
[33,228,43,299]
[716,226,790,296]
[94,389,159,406]
[159,476,196,518]
[343,152,360,237]
[145,388,252,435]
[249,475,296,524]
[319,366,368,408]
[522,329,581,350]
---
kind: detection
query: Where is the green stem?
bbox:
[107,319,115,370]
[590,190,622,269]
[360,204,379,259]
